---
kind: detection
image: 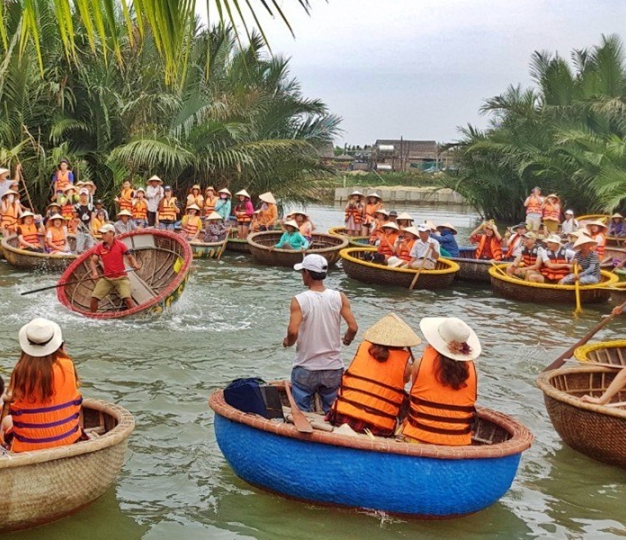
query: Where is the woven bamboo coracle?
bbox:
[226,229,251,253]
[537,366,626,469]
[248,231,348,268]
[0,398,135,532]
[449,247,493,282]
[2,234,77,271]
[489,265,617,304]
[574,340,626,367]
[327,226,370,248]
[189,237,228,259]
[340,247,459,290]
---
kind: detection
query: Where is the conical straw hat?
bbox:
[363,313,421,347]
[397,212,413,221]
[259,192,276,204]
[206,211,223,220]
[235,189,251,198]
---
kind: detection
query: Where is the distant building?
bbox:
[372,139,439,172]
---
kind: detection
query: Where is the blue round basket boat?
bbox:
[209,387,533,518]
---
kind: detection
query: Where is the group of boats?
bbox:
[2,218,626,530]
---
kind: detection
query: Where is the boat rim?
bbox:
[340,247,460,275]
[489,265,618,290]
[248,231,349,254]
[1,234,77,260]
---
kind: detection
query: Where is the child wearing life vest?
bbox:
[344,191,364,237]
[328,314,420,437]
[67,211,81,235]
[401,317,480,446]
[376,222,400,262]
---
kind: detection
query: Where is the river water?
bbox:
[2,203,626,540]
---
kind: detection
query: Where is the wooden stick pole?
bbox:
[409,244,432,290]
[283,381,313,434]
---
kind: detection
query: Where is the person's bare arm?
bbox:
[90,254,99,279]
[283,297,302,347]
[411,356,423,383]
[340,292,358,345]
[581,369,626,405]
[125,252,141,271]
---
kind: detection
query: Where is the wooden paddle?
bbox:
[542,298,626,372]
[409,244,432,290]
[489,260,509,277]
[573,263,583,317]
[215,227,231,261]
[21,268,136,295]
[283,380,313,434]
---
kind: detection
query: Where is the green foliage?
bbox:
[0,5,339,210]
[448,35,626,221]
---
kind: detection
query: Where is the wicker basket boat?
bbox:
[537,366,626,469]
[189,236,228,259]
[577,214,625,247]
[225,228,251,254]
[340,247,459,290]
[0,398,134,533]
[574,340,626,367]
[57,230,192,319]
[2,234,77,271]
[327,226,370,248]
[248,231,349,268]
[489,265,617,304]
[210,385,532,517]
[448,247,493,282]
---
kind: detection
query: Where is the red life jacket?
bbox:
[542,201,560,222]
[475,234,503,261]
[18,223,41,248]
[132,199,148,220]
[526,195,542,214]
[377,231,399,257]
[396,237,415,262]
[540,247,570,281]
[345,203,363,225]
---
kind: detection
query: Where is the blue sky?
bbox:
[199,1,625,146]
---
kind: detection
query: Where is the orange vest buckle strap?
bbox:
[10,397,83,445]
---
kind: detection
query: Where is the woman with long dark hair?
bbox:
[401,317,481,446]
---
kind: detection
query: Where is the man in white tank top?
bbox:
[283,254,358,412]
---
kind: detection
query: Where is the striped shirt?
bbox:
[574,251,600,279]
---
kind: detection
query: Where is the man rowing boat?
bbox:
[89,224,141,312]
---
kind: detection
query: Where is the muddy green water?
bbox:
[2,203,626,540]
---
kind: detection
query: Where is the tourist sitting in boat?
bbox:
[400,317,480,446]
[407,224,440,270]
[157,186,180,230]
[559,236,601,285]
[234,189,254,239]
[293,211,314,242]
[44,202,62,227]
[534,235,574,283]
[114,209,137,235]
[45,214,71,253]
[67,210,81,235]
[52,159,74,199]
[396,212,414,231]
[581,368,626,405]
[94,199,110,222]
[115,179,134,214]
[368,209,389,245]
[362,192,382,236]
[502,222,527,261]
[203,211,229,242]
[274,220,309,250]
[388,210,400,224]
[215,188,232,222]
[344,191,364,237]
[181,204,203,241]
[203,186,218,217]
[91,209,107,235]
[376,222,400,261]
[60,186,78,220]
[608,213,626,238]
[541,193,561,234]
[432,222,460,258]
[186,184,204,211]
[561,210,579,236]
[506,232,541,280]
[16,211,44,252]
[0,189,21,236]
[328,313,420,437]
[585,220,608,260]
[131,187,148,228]
[89,224,141,312]
[257,192,278,231]
[469,221,503,261]
[3,318,83,453]
[387,226,419,268]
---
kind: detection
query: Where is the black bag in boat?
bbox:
[223,378,284,420]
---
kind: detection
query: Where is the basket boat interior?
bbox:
[547,369,626,404]
[252,232,346,250]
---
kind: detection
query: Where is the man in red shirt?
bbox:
[89,224,141,312]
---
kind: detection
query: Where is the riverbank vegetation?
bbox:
[443,35,626,222]
[0,2,337,209]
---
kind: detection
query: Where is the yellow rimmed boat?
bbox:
[489,265,617,304]
[574,340,626,367]
[2,234,77,271]
[340,247,459,290]
[327,226,370,248]
[578,213,626,247]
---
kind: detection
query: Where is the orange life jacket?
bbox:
[119,188,134,211]
[542,201,560,222]
[55,170,72,192]
[507,234,522,258]
[186,194,204,209]
[47,226,68,250]
[1,202,19,229]
[345,202,363,225]
[60,203,74,219]
[132,199,148,220]
[522,245,539,267]
[475,234,503,261]
[365,202,381,219]
[395,237,415,262]
[402,345,477,446]
[540,247,570,281]
[526,195,542,215]
[378,231,399,257]
[10,353,83,453]
[258,204,277,227]
[234,203,252,223]
[158,197,178,221]
[369,219,385,244]
[203,195,218,216]
[67,217,79,234]
[591,233,606,259]
[182,215,202,239]
[18,222,41,248]
[332,341,409,432]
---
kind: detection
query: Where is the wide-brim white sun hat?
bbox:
[419,317,481,362]
[19,318,63,357]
